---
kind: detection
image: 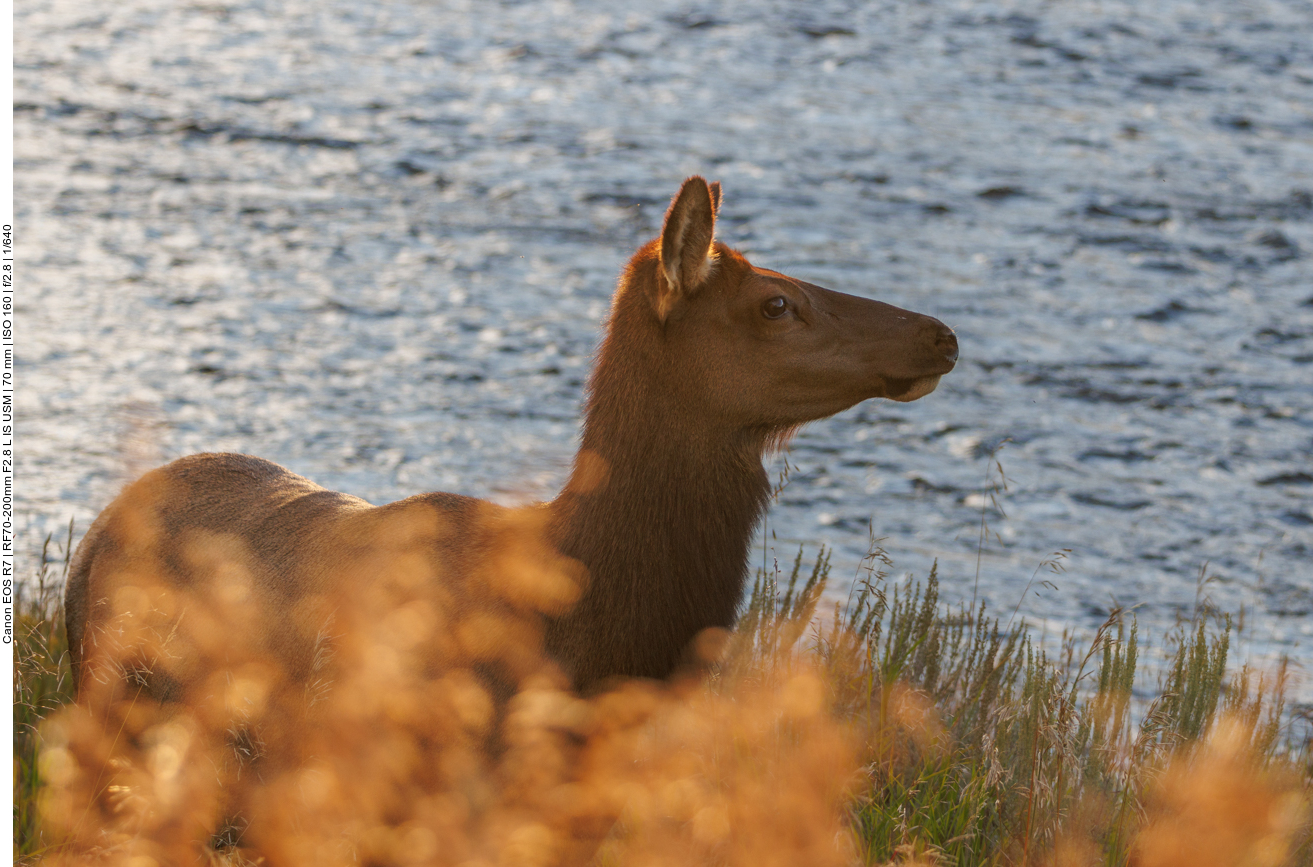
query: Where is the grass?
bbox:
[13,525,77,863]
[12,529,1313,865]
[734,542,1311,865]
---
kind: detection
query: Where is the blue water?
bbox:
[17,0,1313,702]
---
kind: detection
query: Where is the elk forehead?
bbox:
[739,268,841,311]
[747,270,803,295]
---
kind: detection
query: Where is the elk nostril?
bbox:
[937,328,959,364]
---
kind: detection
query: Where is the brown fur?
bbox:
[65,176,958,699]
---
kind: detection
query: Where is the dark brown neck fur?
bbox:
[545,248,770,690]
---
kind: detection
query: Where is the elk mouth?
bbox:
[884,375,943,403]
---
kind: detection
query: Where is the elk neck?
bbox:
[546,294,772,686]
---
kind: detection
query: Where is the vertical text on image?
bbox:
[2,222,14,646]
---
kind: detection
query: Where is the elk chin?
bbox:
[885,375,942,403]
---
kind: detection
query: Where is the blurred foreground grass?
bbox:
[13,531,1313,866]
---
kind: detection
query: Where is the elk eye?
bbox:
[761,296,788,319]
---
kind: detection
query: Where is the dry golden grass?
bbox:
[34,503,863,867]
[1131,719,1308,867]
[17,511,1313,866]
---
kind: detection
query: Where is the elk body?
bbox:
[65,177,958,706]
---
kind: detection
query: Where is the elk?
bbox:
[65,176,958,709]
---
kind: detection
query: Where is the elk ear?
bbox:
[655,176,718,322]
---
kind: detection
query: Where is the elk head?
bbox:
[613,176,959,441]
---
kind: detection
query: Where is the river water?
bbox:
[16,0,1313,702]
